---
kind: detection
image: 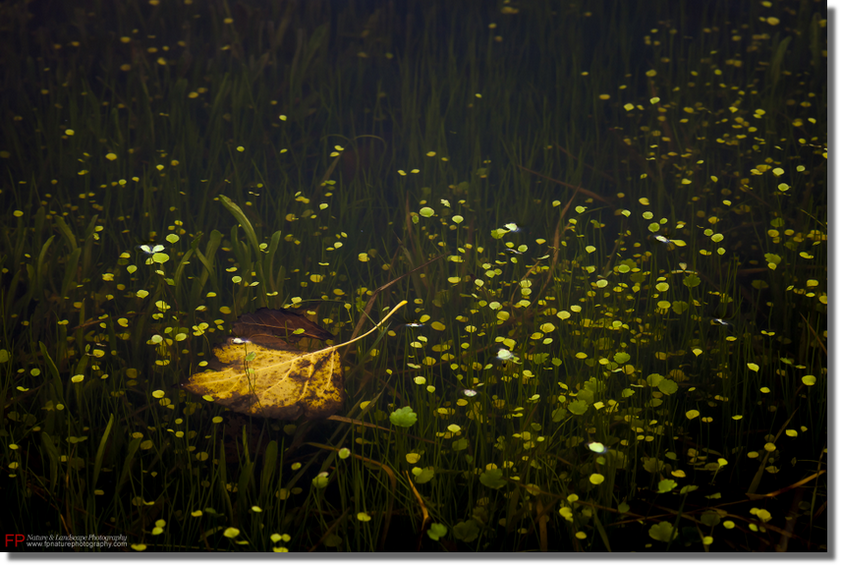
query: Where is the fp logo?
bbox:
[5,534,25,548]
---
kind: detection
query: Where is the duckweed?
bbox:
[0,0,825,554]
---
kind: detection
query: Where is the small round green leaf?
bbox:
[389,406,418,428]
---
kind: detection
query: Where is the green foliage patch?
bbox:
[0,0,826,553]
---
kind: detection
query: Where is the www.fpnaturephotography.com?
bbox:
[11,534,128,550]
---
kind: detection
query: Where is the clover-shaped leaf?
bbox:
[568,400,589,415]
[657,479,678,493]
[427,523,448,541]
[657,379,678,395]
[412,467,435,484]
[648,521,678,542]
[479,468,507,489]
[389,406,418,428]
[453,519,480,542]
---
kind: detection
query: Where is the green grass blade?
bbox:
[218,195,260,256]
[53,216,78,251]
[116,438,141,495]
[39,341,66,407]
[40,431,60,493]
[59,247,81,299]
[34,235,56,298]
[217,437,235,522]
[592,509,612,552]
[769,36,792,88]
[259,440,278,497]
[92,413,114,489]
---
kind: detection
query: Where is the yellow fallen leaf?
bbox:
[183,301,406,420]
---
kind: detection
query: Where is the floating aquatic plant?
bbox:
[0,0,825,554]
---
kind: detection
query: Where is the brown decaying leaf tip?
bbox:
[232,307,335,344]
